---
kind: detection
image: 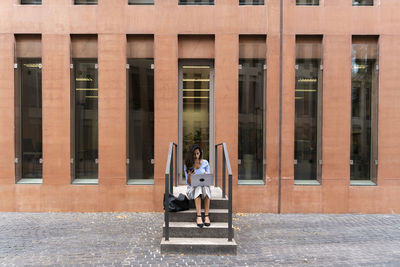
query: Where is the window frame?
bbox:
[178,0,215,5]
[20,0,42,5]
[126,58,155,185]
[239,0,264,5]
[350,36,379,186]
[294,36,323,185]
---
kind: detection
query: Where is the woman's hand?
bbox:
[187,169,195,184]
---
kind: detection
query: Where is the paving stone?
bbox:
[0,213,400,266]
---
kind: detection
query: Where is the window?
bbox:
[296,0,319,5]
[239,0,264,5]
[71,35,98,183]
[74,0,97,5]
[127,35,154,184]
[294,36,323,184]
[20,0,41,4]
[353,0,373,6]
[238,36,266,184]
[179,0,214,5]
[351,36,378,184]
[14,35,42,183]
[129,0,154,4]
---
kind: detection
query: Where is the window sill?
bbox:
[350,180,376,186]
[238,180,265,185]
[16,178,42,184]
[294,180,321,186]
[127,179,154,185]
[72,179,98,185]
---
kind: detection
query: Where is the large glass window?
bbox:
[15,35,42,183]
[179,0,214,5]
[238,60,265,182]
[296,0,319,5]
[15,59,42,181]
[182,65,211,162]
[238,36,265,183]
[127,59,154,183]
[129,0,154,4]
[72,60,98,181]
[74,0,97,4]
[351,36,378,183]
[295,36,323,183]
[20,0,42,4]
[353,0,373,6]
[239,0,264,5]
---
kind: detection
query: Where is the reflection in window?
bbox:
[16,59,42,179]
[238,60,265,181]
[296,0,319,5]
[353,0,373,6]
[129,0,154,4]
[182,65,211,164]
[351,37,378,182]
[239,0,264,5]
[21,0,42,4]
[179,0,214,5]
[73,60,98,179]
[74,0,97,4]
[128,59,154,181]
[295,37,322,181]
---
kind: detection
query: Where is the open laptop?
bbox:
[191,174,213,187]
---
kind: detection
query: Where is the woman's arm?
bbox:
[184,165,193,185]
[205,160,210,173]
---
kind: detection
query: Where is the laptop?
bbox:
[190,174,213,187]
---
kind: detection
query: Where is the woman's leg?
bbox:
[204,196,210,224]
[195,196,203,224]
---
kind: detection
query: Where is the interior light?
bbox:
[183,89,210,91]
[183,66,210,69]
[85,96,98,98]
[182,79,210,82]
[298,78,317,83]
[76,78,93,81]
[183,97,209,99]
[295,97,304,100]
[23,64,40,68]
[352,64,368,70]
[76,88,98,91]
[295,89,317,92]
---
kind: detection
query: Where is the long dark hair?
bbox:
[185,144,203,173]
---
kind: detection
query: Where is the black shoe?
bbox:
[204,214,211,227]
[196,215,204,228]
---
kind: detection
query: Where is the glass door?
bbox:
[178,60,214,185]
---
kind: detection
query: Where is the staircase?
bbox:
[160,142,237,255]
[160,186,237,255]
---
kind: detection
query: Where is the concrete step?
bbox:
[160,237,237,255]
[169,209,228,222]
[163,222,233,238]
[188,197,228,209]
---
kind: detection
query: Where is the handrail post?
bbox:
[228,174,233,241]
[170,148,174,193]
[214,147,218,187]
[164,173,169,241]
[164,142,174,242]
[174,144,178,187]
[222,149,226,198]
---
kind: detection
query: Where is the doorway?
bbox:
[178,60,214,185]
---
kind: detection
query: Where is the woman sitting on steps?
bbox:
[184,144,211,228]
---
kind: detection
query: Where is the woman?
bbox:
[184,144,211,228]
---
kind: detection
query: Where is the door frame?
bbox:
[178,59,215,185]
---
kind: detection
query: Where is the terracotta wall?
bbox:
[0,0,399,213]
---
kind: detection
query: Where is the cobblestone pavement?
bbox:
[1,213,400,266]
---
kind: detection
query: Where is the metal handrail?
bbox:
[164,142,177,241]
[215,143,233,242]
